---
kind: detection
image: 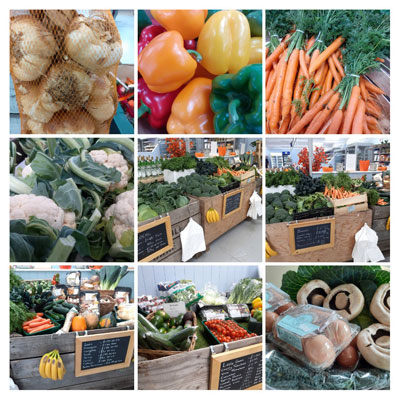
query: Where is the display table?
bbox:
[138,336,262,390]
[266,209,373,262]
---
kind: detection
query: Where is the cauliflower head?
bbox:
[89,149,131,191]
[21,164,33,178]
[10,194,76,230]
[105,190,134,241]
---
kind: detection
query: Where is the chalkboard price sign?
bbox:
[223,188,244,218]
[75,330,134,377]
[289,218,335,255]
[138,215,173,262]
[209,343,262,390]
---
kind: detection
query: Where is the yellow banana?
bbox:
[215,209,220,222]
[386,217,390,230]
[51,356,58,381]
[39,352,51,379]
[265,248,271,259]
[57,357,65,380]
[266,240,278,257]
[45,354,53,379]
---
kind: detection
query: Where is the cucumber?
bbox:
[55,299,65,304]
[169,326,198,345]
[138,313,158,333]
[43,303,54,311]
[61,302,74,309]
[179,337,192,351]
[145,332,176,351]
[53,305,70,315]
[137,321,151,349]
[164,326,183,339]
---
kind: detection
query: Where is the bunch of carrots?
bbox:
[377,198,388,206]
[216,167,247,176]
[265,10,389,134]
[324,186,359,199]
[22,313,55,334]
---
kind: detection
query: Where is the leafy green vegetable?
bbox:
[228,278,262,304]
[266,169,300,187]
[96,266,128,290]
[10,301,35,334]
[161,155,197,172]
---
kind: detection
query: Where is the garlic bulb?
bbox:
[86,75,116,122]
[27,110,96,134]
[65,14,123,72]
[10,16,58,81]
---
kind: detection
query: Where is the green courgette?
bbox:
[169,326,198,345]
[43,303,54,311]
[61,302,74,309]
[179,337,192,351]
[138,313,158,333]
[53,305,70,315]
[145,332,176,351]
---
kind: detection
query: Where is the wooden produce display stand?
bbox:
[191,180,256,246]
[138,336,262,390]
[138,198,201,262]
[266,209,373,262]
[10,326,134,390]
[371,204,390,253]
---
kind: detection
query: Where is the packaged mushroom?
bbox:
[268,305,360,371]
[266,283,296,332]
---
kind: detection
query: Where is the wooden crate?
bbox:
[266,209,373,262]
[10,327,134,390]
[190,180,256,245]
[234,169,255,186]
[138,176,164,184]
[327,194,368,215]
[371,204,390,253]
[138,198,201,262]
[138,336,262,390]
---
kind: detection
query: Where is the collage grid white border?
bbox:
[1,1,396,397]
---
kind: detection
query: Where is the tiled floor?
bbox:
[192,217,263,262]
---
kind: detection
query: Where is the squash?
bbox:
[84,312,99,330]
[71,315,87,331]
[99,311,117,328]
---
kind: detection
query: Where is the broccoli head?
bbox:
[280,193,292,202]
[283,215,293,222]
[266,193,275,204]
[284,200,297,214]
[281,190,290,195]
[275,208,289,221]
[266,205,275,219]
[269,217,280,224]
[272,198,283,209]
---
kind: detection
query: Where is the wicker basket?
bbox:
[138,311,197,360]
[100,295,116,316]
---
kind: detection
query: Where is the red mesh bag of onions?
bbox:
[10,10,122,134]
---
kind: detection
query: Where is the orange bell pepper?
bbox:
[138,31,200,93]
[150,10,207,40]
[167,78,214,134]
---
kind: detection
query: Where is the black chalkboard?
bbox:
[81,336,130,370]
[294,222,331,250]
[218,351,262,390]
[138,216,172,262]
[224,191,242,216]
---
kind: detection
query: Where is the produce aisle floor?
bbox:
[191,218,262,262]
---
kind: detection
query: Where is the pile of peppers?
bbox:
[138,10,262,134]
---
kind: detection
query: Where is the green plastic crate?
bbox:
[22,316,60,336]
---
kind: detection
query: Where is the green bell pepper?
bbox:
[138,10,152,35]
[210,64,262,134]
[246,10,262,37]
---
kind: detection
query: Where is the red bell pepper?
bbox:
[138,78,181,129]
[138,25,198,55]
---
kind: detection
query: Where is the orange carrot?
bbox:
[299,49,309,80]
[341,85,361,134]
[323,69,333,95]
[363,116,371,134]
[27,324,54,334]
[359,77,369,101]
[265,67,277,101]
[278,115,291,134]
[366,116,378,126]
[328,56,341,84]
[288,89,335,134]
[309,63,329,109]
[314,61,328,86]
[265,36,288,71]
[305,110,324,133]
[327,110,344,134]
[26,319,51,328]
[351,99,366,134]
[281,49,300,119]
[306,92,340,134]
[310,36,345,74]
[269,50,288,131]
[308,49,320,75]
[363,79,385,95]
[331,53,344,78]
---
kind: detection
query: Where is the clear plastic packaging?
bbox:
[268,305,360,371]
[265,344,390,390]
[266,283,295,312]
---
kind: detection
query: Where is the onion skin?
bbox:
[65,15,123,72]
[86,75,116,122]
[10,16,58,81]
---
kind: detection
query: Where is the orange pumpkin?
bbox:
[71,315,87,332]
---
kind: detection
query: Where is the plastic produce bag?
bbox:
[228,278,262,304]
[265,344,390,390]
[201,283,227,305]
[268,305,359,372]
[247,190,263,219]
[352,223,384,262]
[180,217,206,262]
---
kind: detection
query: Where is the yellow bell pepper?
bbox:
[167,78,214,134]
[249,37,262,64]
[151,10,207,40]
[252,297,262,310]
[197,10,251,75]
[138,31,199,93]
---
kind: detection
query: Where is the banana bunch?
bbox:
[206,207,220,223]
[265,240,278,259]
[39,349,66,380]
